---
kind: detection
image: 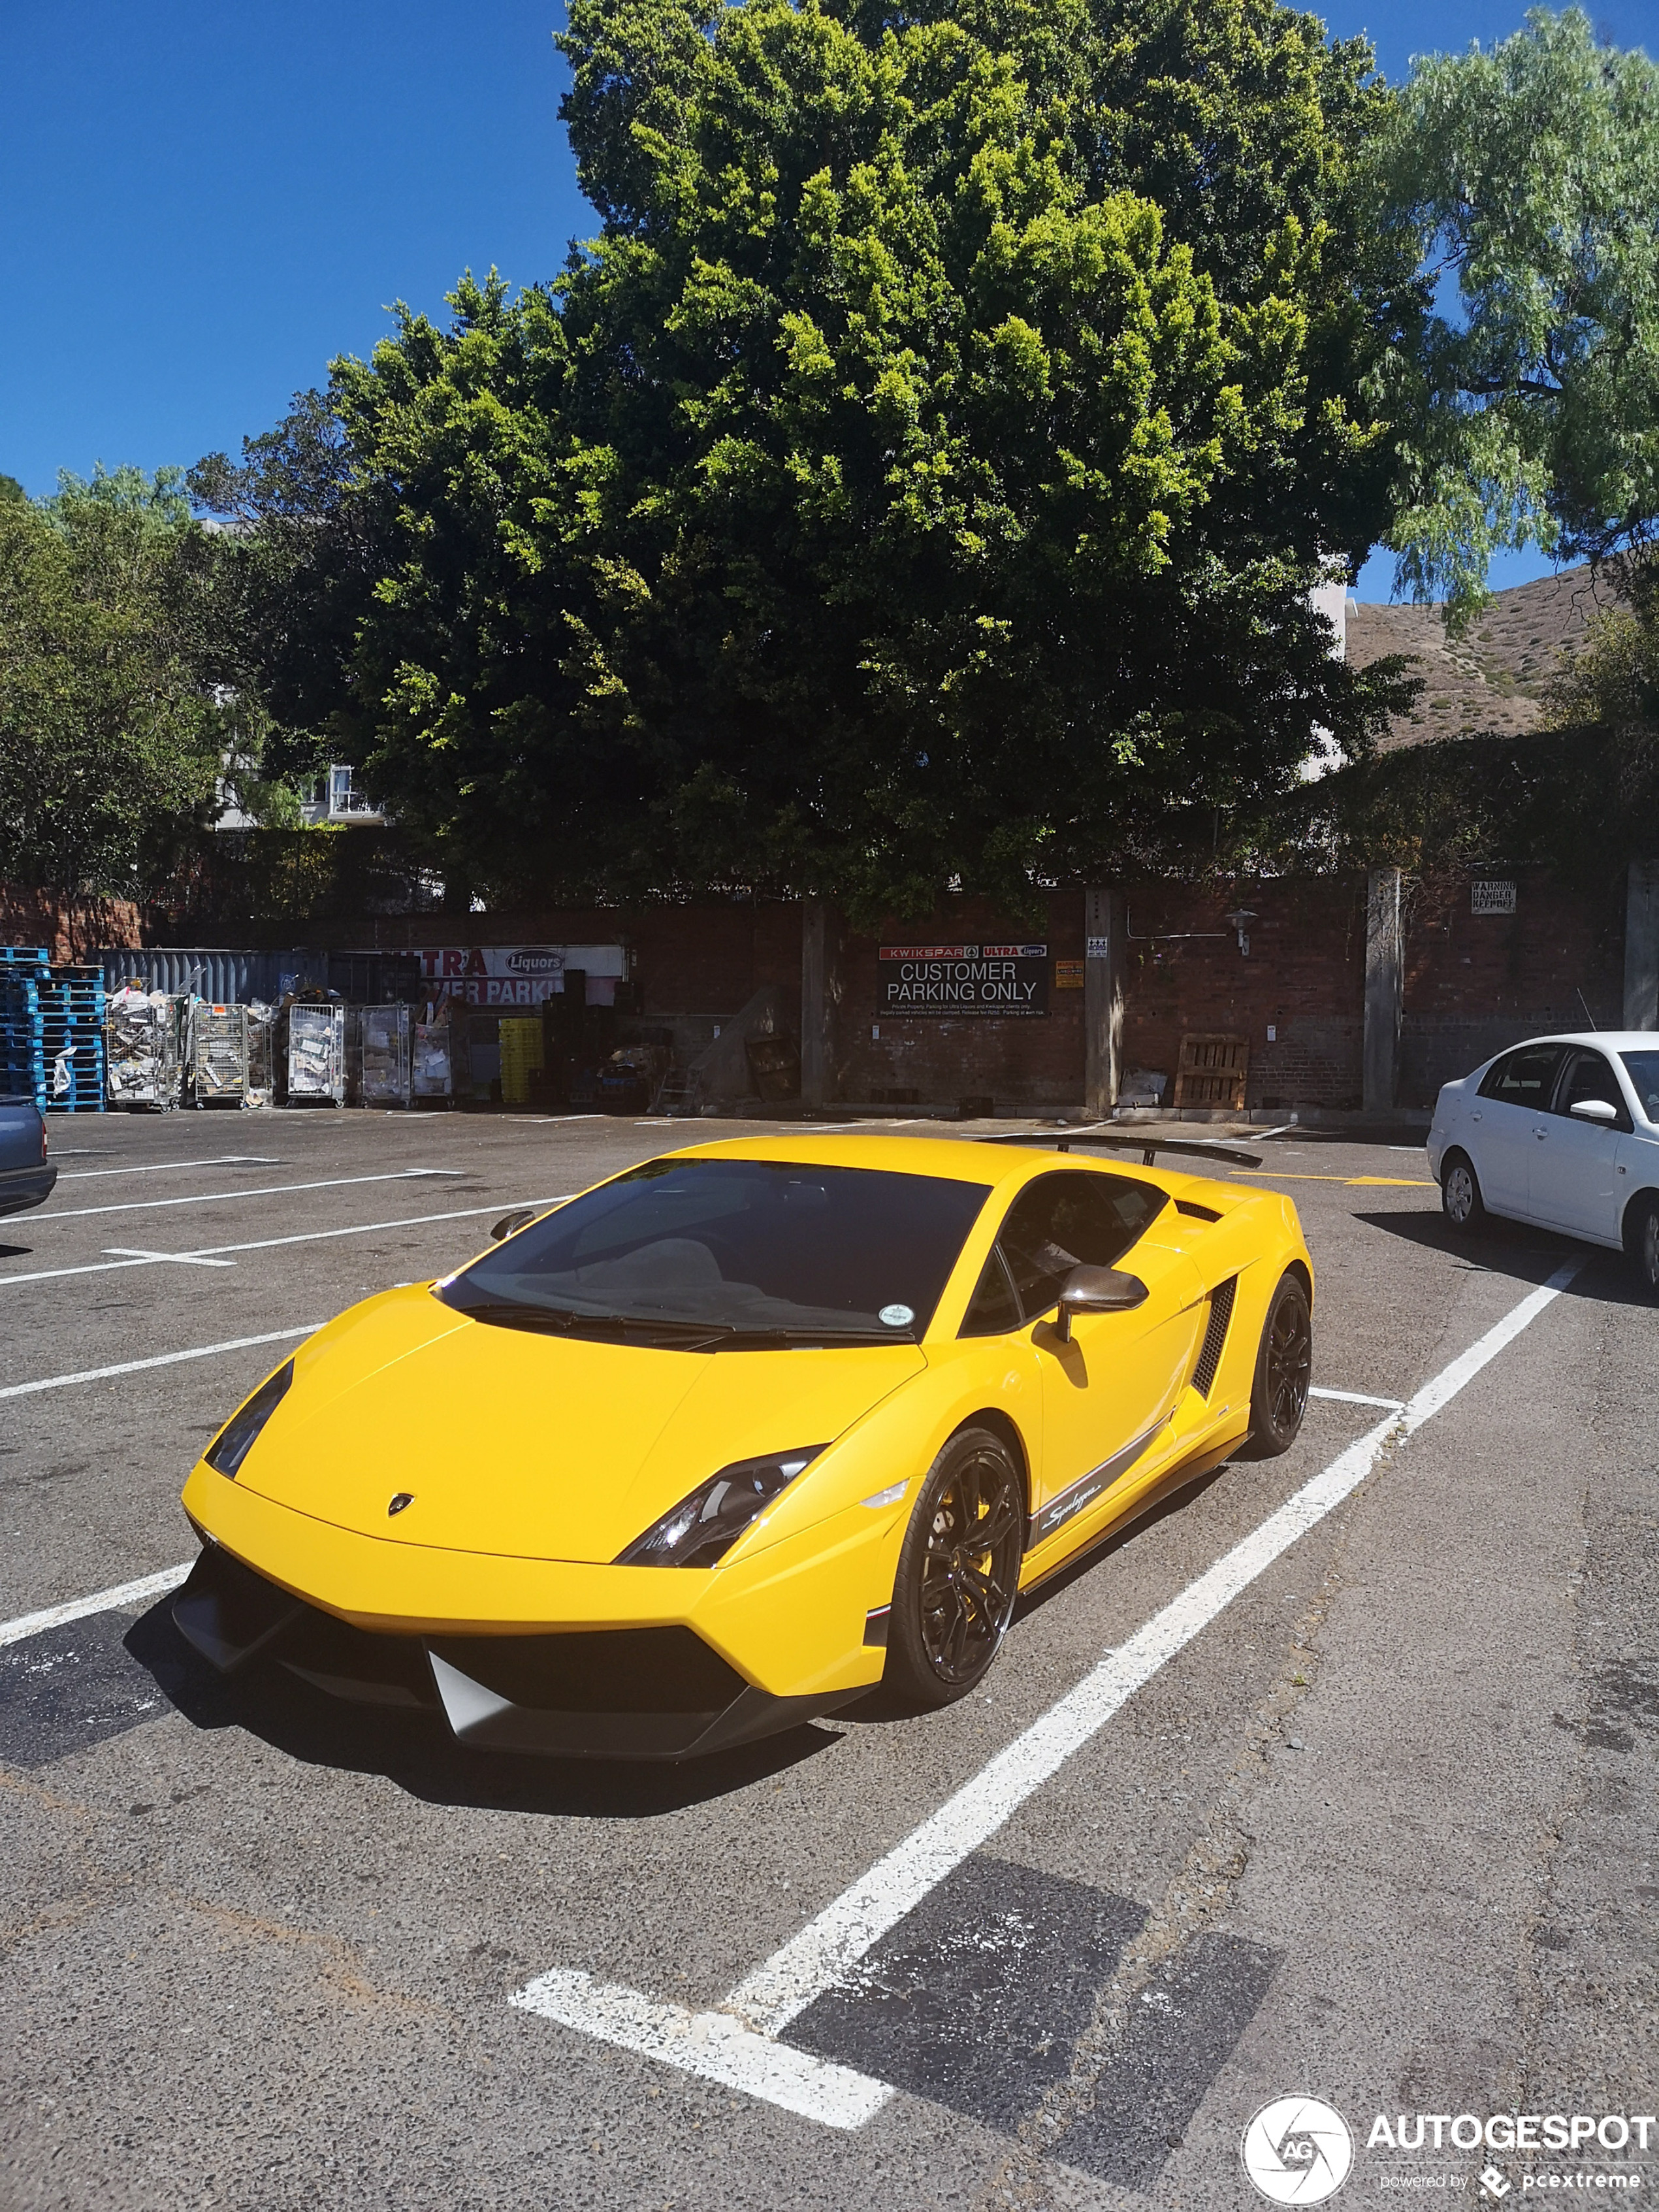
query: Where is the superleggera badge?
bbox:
[387,1493,415,1516]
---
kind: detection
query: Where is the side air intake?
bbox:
[1191,1276,1237,1397]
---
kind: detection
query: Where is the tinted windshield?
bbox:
[441,1157,991,1339]
[1621,1052,1659,1123]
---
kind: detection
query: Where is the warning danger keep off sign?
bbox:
[877,944,1050,1017]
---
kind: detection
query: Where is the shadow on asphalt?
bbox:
[1353,1211,1647,1305]
[122,1601,844,1817]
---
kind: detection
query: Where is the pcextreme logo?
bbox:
[1242,2098,1356,2203]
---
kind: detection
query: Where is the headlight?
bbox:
[615,1446,827,1569]
[205,1360,294,1477]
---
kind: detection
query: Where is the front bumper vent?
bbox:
[170,1546,845,1761]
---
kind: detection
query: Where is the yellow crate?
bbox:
[498,1017,544,1106]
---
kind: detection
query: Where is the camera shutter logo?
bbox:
[1241,2098,1354,2204]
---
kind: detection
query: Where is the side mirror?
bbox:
[490,1207,538,1243]
[1568,1098,1619,1126]
[1054,1263,1148,1341]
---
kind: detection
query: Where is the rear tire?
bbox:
[1627,1195,1659,1301]
[1235,1273,1312,1460]
[884,1427,1023,1709]
[1441,1148,1486,1233]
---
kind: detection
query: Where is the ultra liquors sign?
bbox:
[877,943,1050,1018]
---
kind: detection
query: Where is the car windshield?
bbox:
[439,1157,992,1341]
[1620,1052,1659,1124]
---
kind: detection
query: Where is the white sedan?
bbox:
[1427,1032,1659,1294]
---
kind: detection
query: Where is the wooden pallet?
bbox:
[1174,1033,1249,1111]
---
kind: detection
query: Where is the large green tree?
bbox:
[206,0,1419,913]
[0,468,223,892]
[1374,8,1659,617]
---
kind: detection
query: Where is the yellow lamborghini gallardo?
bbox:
[175,1133,1313,1759]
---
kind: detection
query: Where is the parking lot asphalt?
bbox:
[0,1107,1652,2212]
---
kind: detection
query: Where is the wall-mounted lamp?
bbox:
[1224,907,1257,956]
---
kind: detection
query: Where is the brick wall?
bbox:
[1118,879,1368,1111]
[128,866,1633,1114]
[1399,868,1624,1105]
[1,888,144,964]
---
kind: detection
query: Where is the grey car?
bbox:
[0,1100,57,1218]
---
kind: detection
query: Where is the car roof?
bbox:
[1496,1033,1658,1053]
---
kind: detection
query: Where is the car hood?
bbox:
[231,1286,926,1564]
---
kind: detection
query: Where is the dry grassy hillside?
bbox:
[1347,566,1622,749]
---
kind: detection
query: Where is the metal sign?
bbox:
[877,944,1050,1017]
[1470,881,1517,915]
[416,944,627,1007]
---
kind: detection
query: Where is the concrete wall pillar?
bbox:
[1362,866,1404,1115]
[1624,860,1659,1030]
[800,897,831,1109]
[1084,886,1126,1118]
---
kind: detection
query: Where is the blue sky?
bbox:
[2,0,1651,598]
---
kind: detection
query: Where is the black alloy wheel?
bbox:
[884,1427,1024,1707]
[1630,1195,1659,1301]
[1236,1273,1313,1460]
[1441,1149,1487,1233]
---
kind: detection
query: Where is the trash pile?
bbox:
[413,1004,457,1101]
[351,1005,412,1107]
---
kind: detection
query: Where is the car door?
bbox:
[1471,1044,1570,1217]
[1532,1048,1631,1242]
[965,1171,1203,1548]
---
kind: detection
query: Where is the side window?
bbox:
[1479,1045,1567,1106]
[961,1249,1022,1337]
[993,1172,1168,1323]
[1555,1050,1630,1127]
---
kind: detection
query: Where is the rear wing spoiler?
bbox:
[977,1128,1264,1171]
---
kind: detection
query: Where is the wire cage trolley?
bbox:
[187,1002,257,1107]
[105,984,187,1109]
[280,1003,347,1105]
[347,1005,413,1107]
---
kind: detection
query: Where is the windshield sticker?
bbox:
[879,1304,916,1328]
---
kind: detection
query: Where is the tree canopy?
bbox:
[1374,8,1659,618]
[199,0,1419,916]
[0,468,224,894]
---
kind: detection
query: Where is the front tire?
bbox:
[1236,1273,1312,1460]
[884,1427,1023,1708]
[1441,1148,1487,1233]
[1628,1195,1659,1300]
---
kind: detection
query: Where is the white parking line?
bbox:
[55,1156,283,1182]
[37,1167,466,1223]
[511,1256,1585,2125]
[1308,1386,1406,1410]
[0,1326,319,1403]
[0,1198,570,1288]
[0,1565,193,1650]
[103,1247,238,1268]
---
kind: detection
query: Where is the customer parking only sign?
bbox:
[877,944,1050,1017]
